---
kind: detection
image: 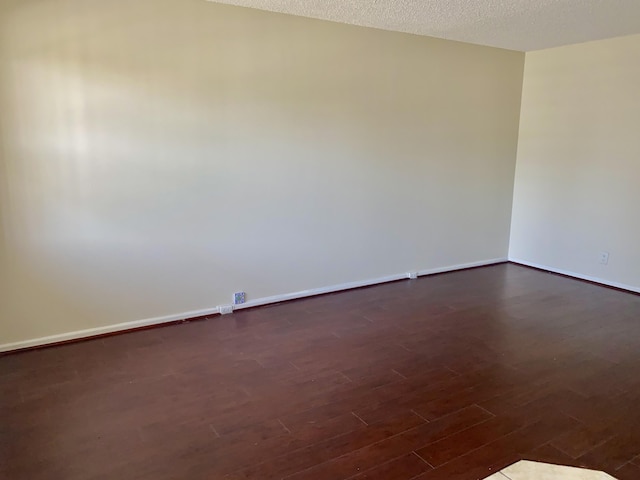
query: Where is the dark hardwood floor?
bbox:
[2,263,640,480]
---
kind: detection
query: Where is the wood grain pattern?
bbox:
[1,264,639,479]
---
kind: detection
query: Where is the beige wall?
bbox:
[0,0,524,348]
[510,34,640,291]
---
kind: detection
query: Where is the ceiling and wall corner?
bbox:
[1,0,639,351]
[207,0,640,51]
[509,32,640,293]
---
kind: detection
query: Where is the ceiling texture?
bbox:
[207,0,640,51]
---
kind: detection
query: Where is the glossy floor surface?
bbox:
[2,264,640,480]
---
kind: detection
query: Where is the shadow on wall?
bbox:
[0,0,523,344]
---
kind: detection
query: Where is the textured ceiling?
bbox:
[206,0,640,51]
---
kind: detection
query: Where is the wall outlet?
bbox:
[219,305,234,315]
[599,251,610,265]
[233,292,246,305]
[408,272,418,280]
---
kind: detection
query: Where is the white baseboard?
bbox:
[233,257,508,311]
[417,257,508,277]
[0,257,507,353]
[509,257,640,294]
[232,273,411,311]
[0,306,220,353]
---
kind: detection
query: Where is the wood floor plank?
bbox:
[2,263,640,480]
[283,405,493,480]
[347,452,432,480]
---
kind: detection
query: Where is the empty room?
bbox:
[1,1,640,479]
